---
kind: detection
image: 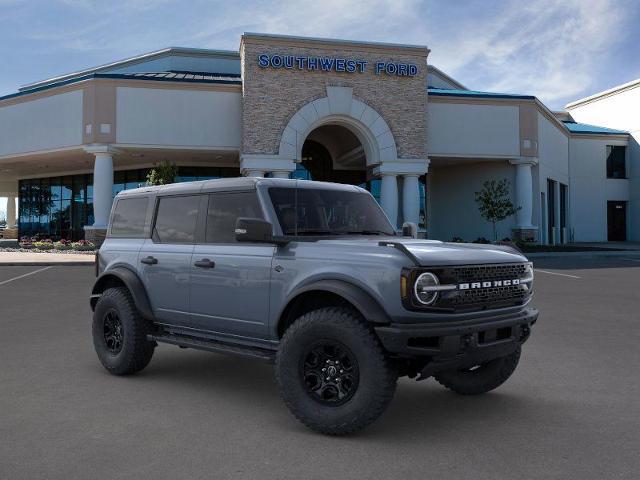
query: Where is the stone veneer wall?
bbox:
[240,36,429,160]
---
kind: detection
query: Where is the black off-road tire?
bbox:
[92,287,155,375]
[434,347,521,395]
[275,307,397,435]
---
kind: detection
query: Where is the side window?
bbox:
[153,195,200,244]
[110,197,148,237]
[206,191,263,243]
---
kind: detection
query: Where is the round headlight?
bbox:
[414,272,440,305]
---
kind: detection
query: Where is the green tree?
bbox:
[146,161,178,186]
[474,179,520,242]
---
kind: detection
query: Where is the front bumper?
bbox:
[375,307,538,376]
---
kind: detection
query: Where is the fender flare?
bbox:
[90,267,155,321]
[279,279,391,327]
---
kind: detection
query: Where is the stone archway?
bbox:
[278,86,398,167]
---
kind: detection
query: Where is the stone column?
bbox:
[509,157,538,242]
[240,154,295,179]
[84,145,117,246]
[402,174,421,226]
[379,174,399,227]
[6,195,16,229]
[375,159,429,231]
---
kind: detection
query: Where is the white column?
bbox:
[91,151,114,228]
[271,171,290,179]
[246,170,265,178]
[402,174,420,225]
[6,195,17,228]
[511,159,536,228]
[380,173,398,227]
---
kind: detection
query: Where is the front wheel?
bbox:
[275,307,397,435]
[434,347,521,395]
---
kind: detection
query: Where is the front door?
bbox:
[607,201,627,241]
[138,194,202,325]
[189,191,274,340]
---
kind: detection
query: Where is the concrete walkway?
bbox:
[0,251,95,266]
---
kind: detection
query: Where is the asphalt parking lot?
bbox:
[1,257,639,479]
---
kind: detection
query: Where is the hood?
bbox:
[383,238,527,266]
[312,237,527,266]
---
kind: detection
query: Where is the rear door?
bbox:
[138,194,202,326]
[189,190,274,340]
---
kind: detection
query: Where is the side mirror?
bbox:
[235,217,274,243]
[402,222,418,239]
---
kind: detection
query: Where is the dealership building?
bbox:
[0,33,637,244]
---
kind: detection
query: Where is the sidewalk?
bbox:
[0,251,95,266]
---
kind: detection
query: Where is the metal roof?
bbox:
[562,121,628,135]
[428,87,535,100]
[19,47,240,92]
[0,71,242,103]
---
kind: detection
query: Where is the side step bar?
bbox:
[148,333,276,363]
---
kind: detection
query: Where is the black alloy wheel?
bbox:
[103,309,124,354]
[301,341,359,406]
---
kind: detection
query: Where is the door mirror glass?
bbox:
[235,217,273,243]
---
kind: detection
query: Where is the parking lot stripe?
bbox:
[534,269,581,279]
[0,266,52,286]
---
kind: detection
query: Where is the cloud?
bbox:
[425,0,630,108]
[1,0,636,109]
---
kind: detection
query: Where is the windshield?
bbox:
[268,186,395,236]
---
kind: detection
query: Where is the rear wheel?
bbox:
[434,347,521,395]
[92,287,155,375]
[275,307,397,435]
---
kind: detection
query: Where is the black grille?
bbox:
[430,263,531,311]
[451,264,527,283]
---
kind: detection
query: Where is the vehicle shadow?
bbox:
[124,348,568,440]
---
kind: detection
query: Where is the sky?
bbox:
[1,0,639,214]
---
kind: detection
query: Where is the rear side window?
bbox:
[110,197,148,237]
[153,195,200,244]
[206,192,263,243]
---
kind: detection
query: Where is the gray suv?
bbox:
[91,177,538,435]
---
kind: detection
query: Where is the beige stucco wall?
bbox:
[427,101,520,157]
[0,90,83,157]
[115,86,242,148]
[240,35,428,160]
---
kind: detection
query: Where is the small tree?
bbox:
[474,179,520,243]
[146,161,178,186]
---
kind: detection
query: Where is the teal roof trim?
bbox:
[0,72,241,103]
[562,121,628,135]
[428,87,535,100]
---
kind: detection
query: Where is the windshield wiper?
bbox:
[344,230,393,236]
[290,229,344,236]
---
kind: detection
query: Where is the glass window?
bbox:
[205,192,263,243]
[113,171,126,198]
[153,195,200,243]
[606,146,626,179]
[110,197,149,237]
[268,187,395,236]
[61,177,73,200]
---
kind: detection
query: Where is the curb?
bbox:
[0,261,94,266]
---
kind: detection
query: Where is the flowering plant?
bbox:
[71,240,96,251]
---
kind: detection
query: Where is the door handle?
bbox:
[140,256,158,265]
[194,258,215,269]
